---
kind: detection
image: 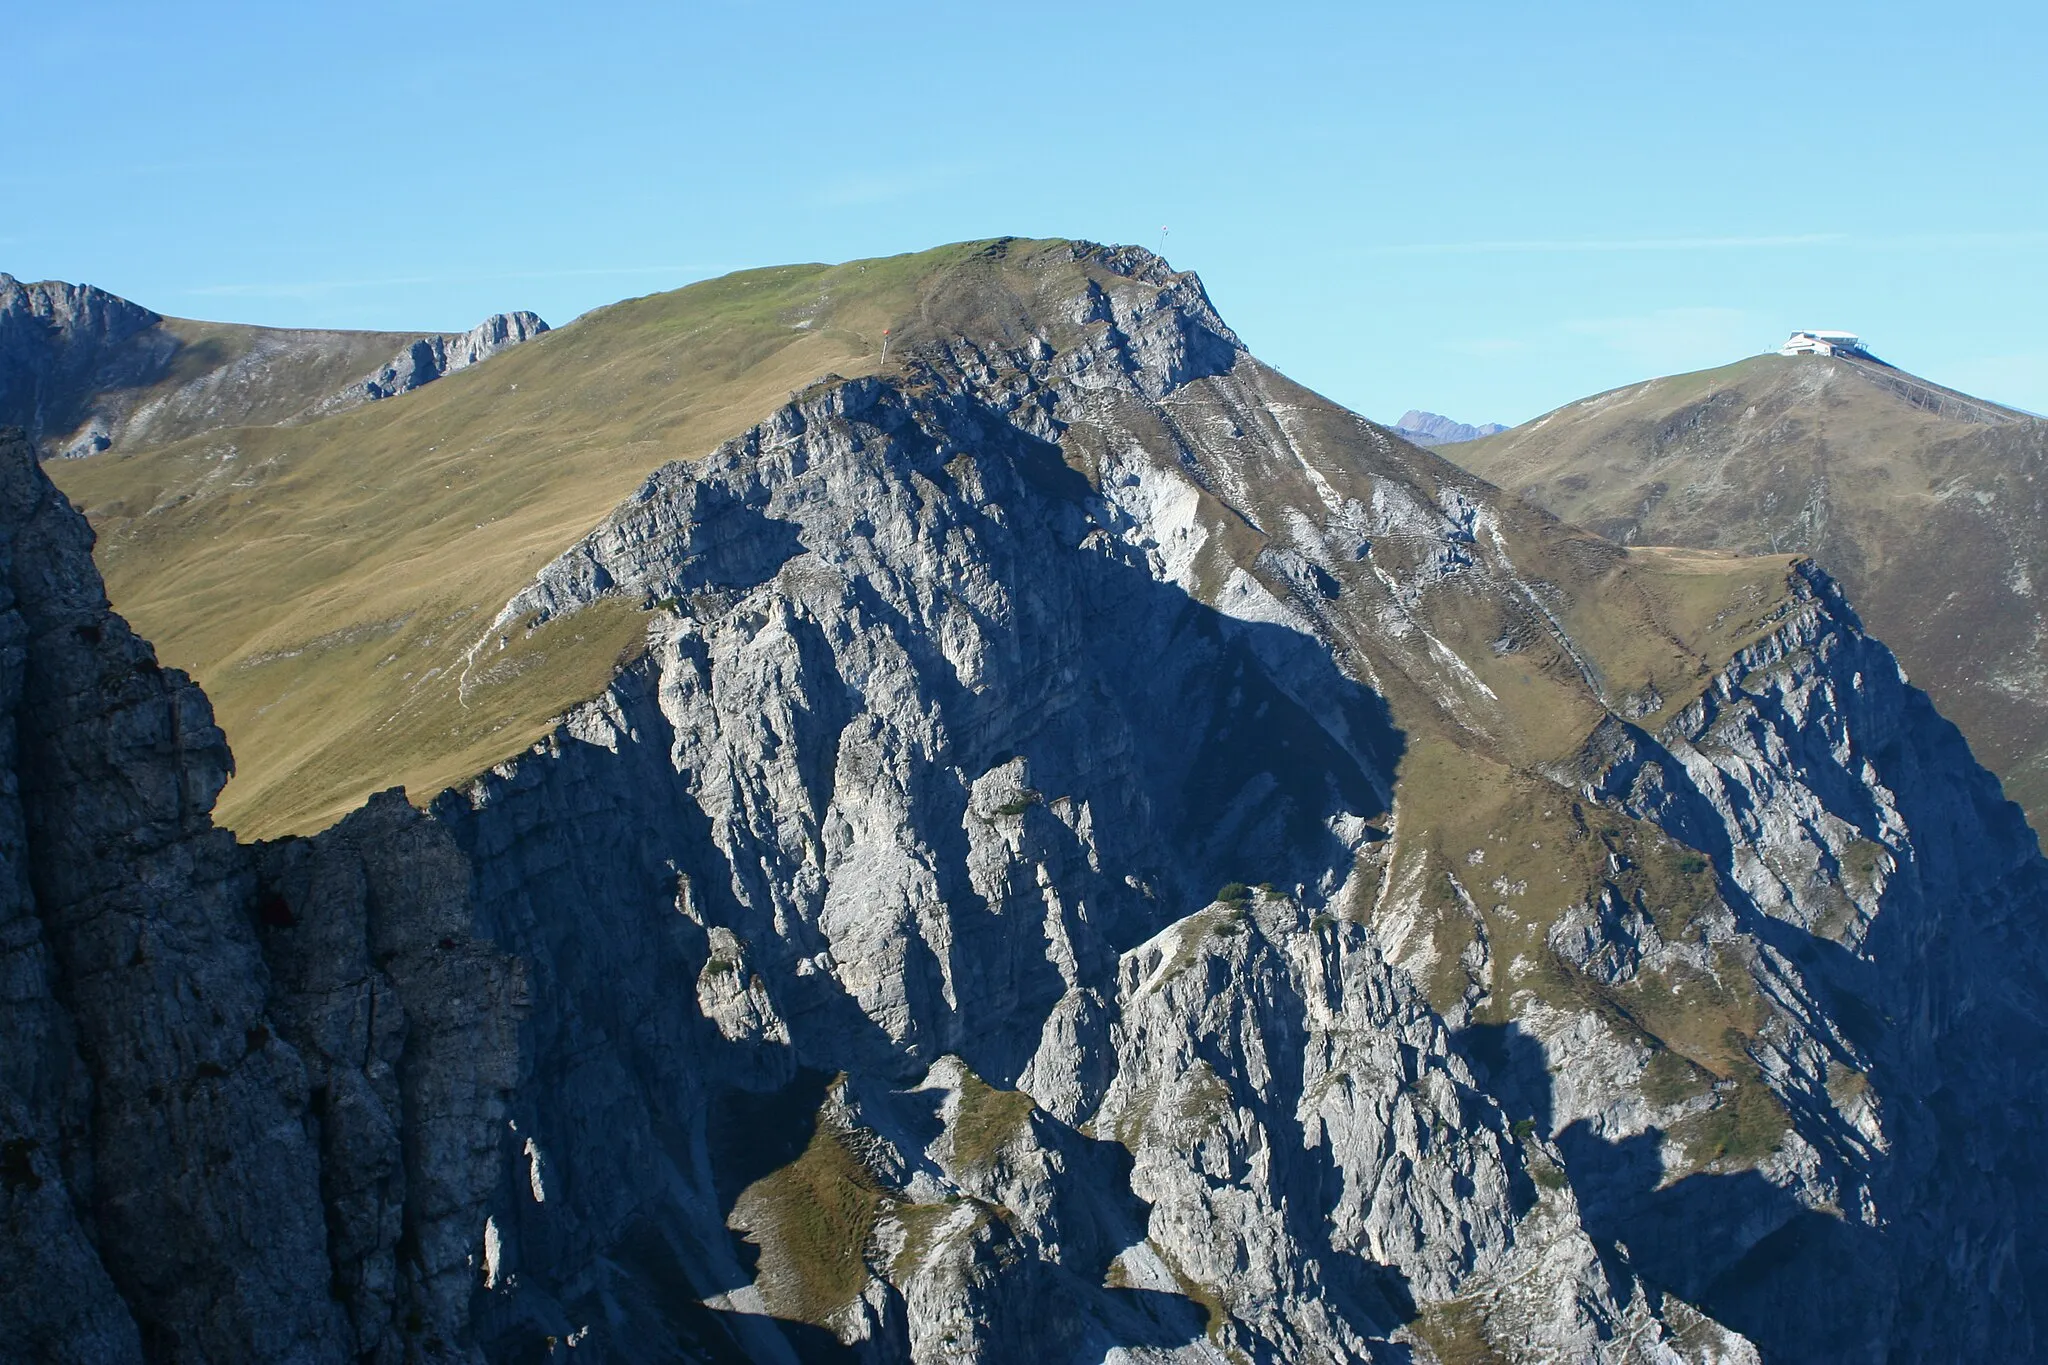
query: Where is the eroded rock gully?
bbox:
[3,244,2045,1362]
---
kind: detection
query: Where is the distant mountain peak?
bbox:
[0,275,547,459]
[1392,409,1508,446]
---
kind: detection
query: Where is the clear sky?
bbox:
[6,1,2044,423]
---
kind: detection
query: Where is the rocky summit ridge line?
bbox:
[5,239,2048,1363]
[0,271,545,461]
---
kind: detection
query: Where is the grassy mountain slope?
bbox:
[1449,353,2048,827]
[49,243,1020,834]
[51,241,1803,855]
[93,316,420,444]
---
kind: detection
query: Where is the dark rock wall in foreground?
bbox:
[0,427,521,1364]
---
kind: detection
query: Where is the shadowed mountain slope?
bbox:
[15,241,2048,1361]
[1450,353,2048,828]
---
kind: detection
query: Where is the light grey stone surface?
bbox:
[3,242,2045,1363]
[346,311,550,406]
[1563,570,2048,1361]
[428,248,1762,1361]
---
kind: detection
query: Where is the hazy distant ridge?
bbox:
[1393,409,1508,446]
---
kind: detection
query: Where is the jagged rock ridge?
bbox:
[0,272,546,459]
[1391,410,1507,447]
[5,239,2048,1363]
[421,243,2046,1362]
[435,333,1726,1359]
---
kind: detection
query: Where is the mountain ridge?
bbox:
[0,270,546,461]
[1448,350,2048,831]
[9,237,2048,1361]
[1391,409,1508,446]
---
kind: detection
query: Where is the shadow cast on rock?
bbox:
[435,371,1415,1361]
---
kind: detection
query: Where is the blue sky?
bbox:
[6,0,2043,423]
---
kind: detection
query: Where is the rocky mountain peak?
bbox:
[12,238,2048,1362]
[1393,409,1509,446]
[0,273,173,453]
[0,272,163,339]
[1447,353,2048,831]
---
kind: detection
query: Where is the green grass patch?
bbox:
[951,1068,1036,1172]
[1176,1059,1235,1129]
[1826,1061,1871,1112]
[1837,837,1888,896]
[886,1200,964,1281]
[1147,1242,1234,1347]
[1411,1297,1510,1365]
[731,1102,886,1328]
[1640,1047,1713,1108]
[1670,1076,1788,1172]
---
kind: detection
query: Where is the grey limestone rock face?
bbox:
[6,241,2047,1364]
[252,793,526,1362]
[426,248,1755,1362]
[0,427,523,1363]
[0,424,343,1362]
[349,311,551,405]
[432,246,2048,1363]
[1094,894,1683,1363]
[1559,570,2048,1361]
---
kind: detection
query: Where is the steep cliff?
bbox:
[419,319,1747,1359]
[418,246,2044,1361]
[1557,567,2048,1360]
[0,427,522,1363]
[10,240,2048,1363]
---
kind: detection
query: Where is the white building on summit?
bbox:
[1780,329,1869,358]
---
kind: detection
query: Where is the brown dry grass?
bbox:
[53,240,1056,835]
[1452,352,2048,827]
